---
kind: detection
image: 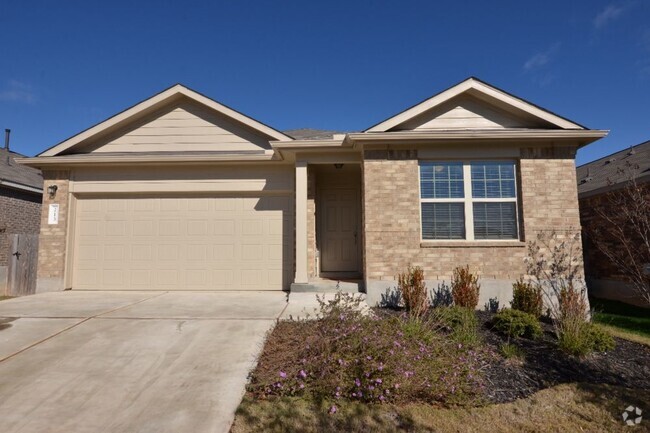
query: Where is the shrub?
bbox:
[451,265,480,309]
[431,283,453,308]
[511,279,543,317]
[484,297,499,313]
[248,293,487,407]
[586,325,616,353]
[434,306,480,346]
[559,322,616,356]
[397,265,428,318]
[555,285,594,356]
[499,343,524,360]
[492,309,543,340]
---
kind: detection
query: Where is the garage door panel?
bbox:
[72,196,292,290]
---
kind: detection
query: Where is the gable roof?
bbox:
[364,77,586,132]
[40,84,293,157]
[0,148,43,192]
[577,140,650,197]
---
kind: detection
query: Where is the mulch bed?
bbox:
[374,307,650,404]
[475,311,650,404]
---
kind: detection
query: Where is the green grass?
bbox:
[590,297,650,342]
[499,342,525,360]
[0,296,12,301]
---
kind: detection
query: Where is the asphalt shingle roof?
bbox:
[0,148,43,191]
[576,140,650,196]
[283,128,348,140]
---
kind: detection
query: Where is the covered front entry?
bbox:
[313,164,362,278]
[71,195,293,290]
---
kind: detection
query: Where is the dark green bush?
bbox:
[492,309,543,340]
[510,279,543,317]
[586,324,616,353]
[434,306,480,346]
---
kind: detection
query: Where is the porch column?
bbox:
[294,161,309,284]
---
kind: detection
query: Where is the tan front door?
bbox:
[71,195,293,290]
[320,188,360,273]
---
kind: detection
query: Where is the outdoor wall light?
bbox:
[334,163,344,169]
[47,184,58,198]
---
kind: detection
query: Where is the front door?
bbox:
[320,187,360,273]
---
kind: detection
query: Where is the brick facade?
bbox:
[579,193,622,280]
[0,187,42,266]
[36,170,70,292]
[361,146,583,300]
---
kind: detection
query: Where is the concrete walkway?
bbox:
[0,291,288,433]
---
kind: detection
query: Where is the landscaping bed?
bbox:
[475,310,650,403]
[236,293,650,431]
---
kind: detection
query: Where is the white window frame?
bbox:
[419,160,520,242]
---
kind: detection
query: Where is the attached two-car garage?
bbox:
[71,195,293,291]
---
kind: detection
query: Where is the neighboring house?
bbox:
[577,140,650,306]
[0,138,43,293]
[18,78,606,305]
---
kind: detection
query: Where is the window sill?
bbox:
[420,241,526,248]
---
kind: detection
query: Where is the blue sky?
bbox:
[1,0,648,165]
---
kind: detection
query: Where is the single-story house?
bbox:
[18,78,607,305]
[0,132,43,293]
[577,139,650,306]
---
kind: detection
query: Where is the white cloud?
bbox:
[593,3,626,29]
[0,80,37,104]
[523,43,561,71]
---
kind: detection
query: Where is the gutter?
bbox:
[0,178,43,194]
[346,129,609,146]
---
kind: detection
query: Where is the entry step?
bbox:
[290,279,364,293]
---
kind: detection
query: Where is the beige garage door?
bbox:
[72,195,293,290]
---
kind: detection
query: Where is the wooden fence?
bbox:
[6,234,39,296]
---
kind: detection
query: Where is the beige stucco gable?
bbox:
[365,77,586,132]
[80,99,275,154]
[40,84,292,157]
[394,94,553,131]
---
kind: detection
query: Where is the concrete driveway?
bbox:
[0,291,288,433]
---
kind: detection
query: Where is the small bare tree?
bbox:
[525,230,587,320]
[526,231,592,354]
[586,162,650,306]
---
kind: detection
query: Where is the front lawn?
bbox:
[233,293,650,432]
[590,297,650,344]
[232,383,649,433]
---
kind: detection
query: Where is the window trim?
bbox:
[419,160,520,242]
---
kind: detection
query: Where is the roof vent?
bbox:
[580,176,593,184]
[606,157,617,164]
[628,146,636,156]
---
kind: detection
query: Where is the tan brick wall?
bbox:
[361,146,582,283]
[36,170,70,291]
